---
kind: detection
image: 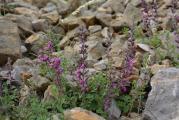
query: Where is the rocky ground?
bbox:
[0,0,179,120]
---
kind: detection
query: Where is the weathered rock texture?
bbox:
[143,68,179,120]
[0,18,21,66]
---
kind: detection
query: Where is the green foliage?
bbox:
[116,80,146,114]
[11,95,64,120]
[47,31,63,51]
[137,35,161,48]
[0,83,18,116]
[60,72,109,118]
[117,94,133,113]
[122,27,130,35]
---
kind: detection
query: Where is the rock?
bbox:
[50,25,65,36]
[121,112,142,120]
[25,75,50,92]
[93,59,108,71]
[96,13,112,27]
[22,0,50,8]
[13,58,36,68]
[143,68,179,120]
[32,19,49,32]
[65,74,78,87]
[63,46,79,64]
[136,43,154,54]
[109,35,127,68]
[0,18,21,66]
[150,60,170,74]
[52,114,61,120]
[81,15,97,26]
[87,40,106,61]
[55,0,69,15]
[68,0,81,13]
[97,7,113,14]
[41,10,60,24]
[19,85,31,105]
[21,45,28,53]
[64,107,106,120]
[88,25,102,34]
[8,1,39,11]
[110,13,128,31]
[59,28,79,48]
[12,58,39,82]
[25,32,49,53]
[4,14,33,38]
[101,0,125,13]
[134,52,143,69]
[101,27,111,39]
[96,3,141,30]
[61,16,85,31]
[107,99,121,120]
[123,3,141,25]
[40,2,57,13]
[43,85,59,102]
[14,7,39,19]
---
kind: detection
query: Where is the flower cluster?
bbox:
[75,26,89,93]
[38,41,62,87]
[141,0,158,34]
[104,28,136,112]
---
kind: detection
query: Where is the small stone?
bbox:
[137,43,154,54]
[32,19,49,32]
[64,107,106,120]
[150,63,170,74]
[88,25,102,34]
[21,45,28,53]
[19,85,31,105]
[108,99,121,120]
[93,59,108,71]
[26,75,50,92]
[43,85,60,102]
[41,10,60,24]
[14,7,39,19]
[25,32,49,54]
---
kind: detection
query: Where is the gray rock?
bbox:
[87,40,106,61]
[123,3,141,25]
[21,45,28,53]
[8,1,39,11]
[59,28,79,48]
[108,99,121,120]
[101,0,125,13]
[26,75,50,92]
[88,25,102,34]
[14,7,39,19]
[93,59,108,71]
[143,68,179,120]
[12,58,39,81]
[41,10,60,24]
[32,19,49,32]
[4,14,33,37]
[0,18,21,66]
[40,2,57,13]
[22,0,51,8]
[25,32,49,54]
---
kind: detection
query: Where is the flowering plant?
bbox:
[75,26,89,93]
[38,41,63,88]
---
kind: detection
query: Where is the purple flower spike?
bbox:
[38,41,63,88]
[75,26,89,93]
